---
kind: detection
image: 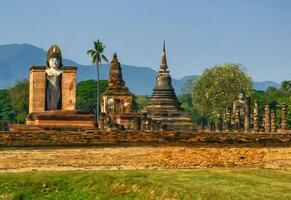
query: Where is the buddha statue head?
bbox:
[46,45,63,69]
[238,90,245,102]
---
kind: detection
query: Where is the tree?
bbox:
[8,79,29,123]
[192,63,252,122]
[0,89,15,121]
[77,80,108,113]
[180,76,199,95]
[281,80,291,94]
[87,40,109,122]
[132,95,149,112]
[251,85,291,128]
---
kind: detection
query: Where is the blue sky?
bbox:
[0,0,291,82]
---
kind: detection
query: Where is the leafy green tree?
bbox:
[180,76,198,95]
[0,89,15,121]
[178,93,205,125]
[251,84,291,128]
[8,79,29,123]
[192,63,252,122]
[87,40,109,120]
[77,80,108,113]
[132,95,149,112]
[281,80,291,94]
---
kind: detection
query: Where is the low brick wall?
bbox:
[0,130,290,171]
[0,146,290,172]
[0,130,290,147]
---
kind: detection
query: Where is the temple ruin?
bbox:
[145,41,194,131]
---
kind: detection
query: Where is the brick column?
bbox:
[225,107,231,132]
[140,113,147,131]
[264,105,271,132]
[271,107,277,132]
[244,97,251,133]
[62,67,77,111]
[235,105,240,132]
[29,66,46,113]
[99,113,105,130]
[253,102,259,132]
[281,104,288,130]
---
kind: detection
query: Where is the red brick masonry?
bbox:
[0,130,290,171]
[0,129,290,147]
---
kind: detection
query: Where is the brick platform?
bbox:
[0,146,290,172]
[0,129,290,147]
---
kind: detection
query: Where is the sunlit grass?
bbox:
[0,168,290,200]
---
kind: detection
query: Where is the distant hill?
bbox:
[253,81,280,91]
[0,43,281,95]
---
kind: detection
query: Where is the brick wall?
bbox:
[0,130,290,171]
[0,146,290,172]
[0,129,290,147]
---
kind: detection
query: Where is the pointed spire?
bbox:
[160,40,168,71]
[108,52,125,87]
[112,52,118,62]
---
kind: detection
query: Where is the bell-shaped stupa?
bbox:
[145,41,193,130]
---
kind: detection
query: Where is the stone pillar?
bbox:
[235,105,240,132]
[99,113,105,130]
[281,104,288,130]
[133,118,140,131]
[225,108,231,132]
[253,102,259,132]
[29,67,46,113]
[145,118,152,131]
[105,116,112,130]
[271,107,277,132]
[140,113,147,131]
[62,67,77,111]
[210,122,215,132]
[264,105,271,132]
[244,97,251,133]
[215,114,223,132]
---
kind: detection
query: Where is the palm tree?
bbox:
[87,40,108,124]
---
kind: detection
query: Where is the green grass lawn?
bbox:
[0,169,290,200]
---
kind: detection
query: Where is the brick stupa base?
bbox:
[26,110,95,128]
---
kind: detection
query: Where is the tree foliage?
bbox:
[281,80,291,94]
[132,95,149,112]
[77,80,108,113]
[251,84,291,128]
[0,89,15,121]
[87,39,109,120]
[8,79,29,123]
[192,63,252,121]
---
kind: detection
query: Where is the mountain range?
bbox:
[0,44,280,95]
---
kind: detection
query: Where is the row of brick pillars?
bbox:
[222,103,288,133]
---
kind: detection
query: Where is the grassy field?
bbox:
[0,169,290,200]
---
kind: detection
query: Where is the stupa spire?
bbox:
[108,52,125,87]
[113,52,118,61]
[160,40,168,71]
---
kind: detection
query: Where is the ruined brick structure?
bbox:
[100,53,140,129]
[145,41,193,131]
[26,45,94,128]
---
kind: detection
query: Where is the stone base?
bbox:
[149,112,194,131]
[117,113,141,130]
[26,110,95,128]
